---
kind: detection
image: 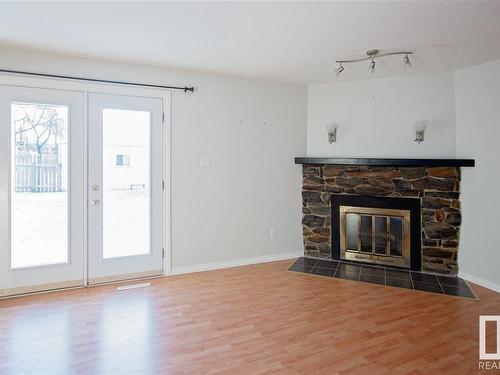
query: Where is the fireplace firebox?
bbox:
[340,206,411,268]
[331,194,421,271]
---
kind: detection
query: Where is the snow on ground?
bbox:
[12,192,68,268]
[103,190,150,259]
[11,191,149,268]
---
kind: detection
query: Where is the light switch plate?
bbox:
[199,157,211,168]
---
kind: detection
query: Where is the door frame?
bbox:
[0,73,172,292]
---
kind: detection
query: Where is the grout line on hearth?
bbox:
[435,277,445,294]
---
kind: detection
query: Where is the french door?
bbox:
[0,86,85,296]
[0,83,166,296]
[87,93,164,284]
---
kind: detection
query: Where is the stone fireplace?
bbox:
[296,158,475,275]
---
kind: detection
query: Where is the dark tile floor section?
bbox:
[288,257,477,300]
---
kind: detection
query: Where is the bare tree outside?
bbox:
[12,103,67,193]
[14,103,65,160]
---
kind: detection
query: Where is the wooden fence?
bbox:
[14,154,62,193]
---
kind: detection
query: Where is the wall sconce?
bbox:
[327,123,338,144]
[413,120,427,144]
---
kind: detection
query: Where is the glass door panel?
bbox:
[102,109,151,259]
[0,85,85,297]
[11,102,69,268]
[389,217,403,256]
[359,215,372,252]
[374,216,388,255]
[345,213,359,251]
[88,93,163,284]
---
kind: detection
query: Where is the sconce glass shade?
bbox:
[413,120,427,132]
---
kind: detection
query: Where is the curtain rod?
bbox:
[0,68,195,92]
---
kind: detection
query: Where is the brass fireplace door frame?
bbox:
[339,206,411,269]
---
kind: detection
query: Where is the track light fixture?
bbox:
[335,49,413,75]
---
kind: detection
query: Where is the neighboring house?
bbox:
[103,144,149,191]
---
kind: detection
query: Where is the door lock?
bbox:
[92,199,100,206]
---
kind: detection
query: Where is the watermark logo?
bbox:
[479,315,500,371]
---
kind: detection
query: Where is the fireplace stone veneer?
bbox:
[300,164,463,275]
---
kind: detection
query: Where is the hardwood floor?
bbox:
[0,259,499,374]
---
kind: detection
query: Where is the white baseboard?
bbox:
[170,251,302,276]
[458,271,500,293]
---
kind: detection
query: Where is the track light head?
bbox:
[369,59,376,73]
[403,54,412,69]
[336,63,344,76]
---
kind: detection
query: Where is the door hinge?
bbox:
[162,248,165,259]
[162,112,165,123]
[162,180,165,190]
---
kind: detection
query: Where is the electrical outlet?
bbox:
[270,228,277,239]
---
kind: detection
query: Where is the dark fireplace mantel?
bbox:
[295,157,475,167]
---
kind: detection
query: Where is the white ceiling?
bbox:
[1,1,500,84]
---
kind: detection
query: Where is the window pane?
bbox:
[11,102,68,268]
[116,154,124,166]
[103,109,150,259]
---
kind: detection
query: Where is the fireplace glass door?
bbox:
[340,206,411,268]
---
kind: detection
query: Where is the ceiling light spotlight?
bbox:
[336,63,344,76]
[403,54,412,69]
[369,59,376,73]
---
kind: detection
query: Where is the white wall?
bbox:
[307,73,456,158]
[455,60,500,291]
[0,46,307,270]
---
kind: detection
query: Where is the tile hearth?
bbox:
[289,257,477,300]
